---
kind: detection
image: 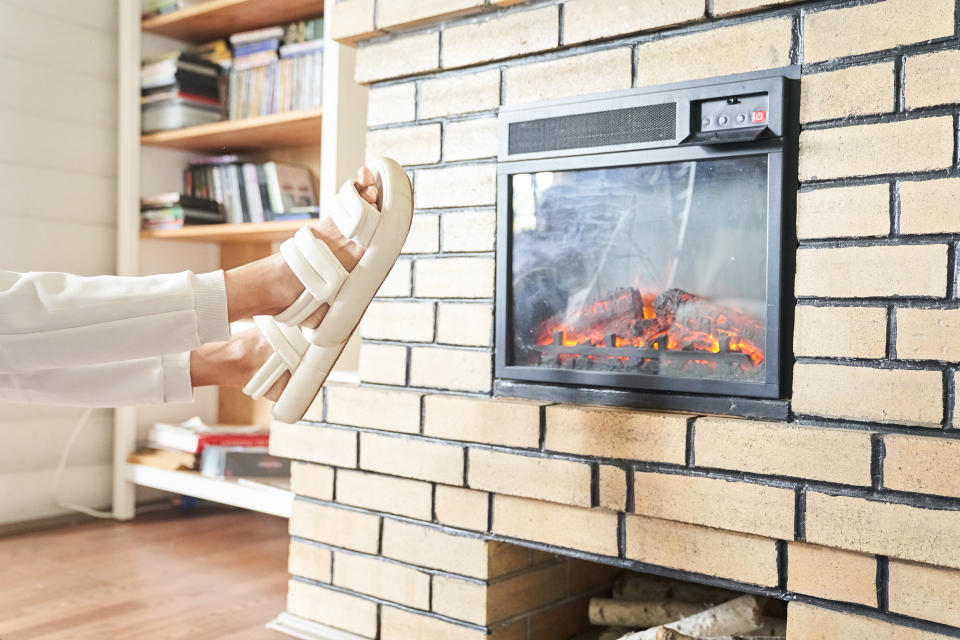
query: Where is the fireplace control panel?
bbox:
[695,93,770,132]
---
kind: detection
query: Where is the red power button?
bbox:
[751,110,768,124]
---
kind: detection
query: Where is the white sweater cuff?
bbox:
[161,352,194,403]
[192,270,229,344]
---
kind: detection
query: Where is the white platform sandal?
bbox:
[242,157,413,423]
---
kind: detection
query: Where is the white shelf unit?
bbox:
[112,0,368,520]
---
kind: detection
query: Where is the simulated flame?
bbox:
[536,288,764,369]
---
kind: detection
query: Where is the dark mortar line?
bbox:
[877,555,890,613]
[870,434,886,491]
[795,486,807,542]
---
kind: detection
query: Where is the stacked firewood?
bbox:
[573,573,786,640]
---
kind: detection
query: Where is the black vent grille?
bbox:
[507,102,677,155]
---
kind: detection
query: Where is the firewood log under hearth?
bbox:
[617,595,764,640]
[589,598,706,627]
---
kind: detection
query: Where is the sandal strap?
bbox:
[275,226,350,326]
[242,317,309,400]
[329,178,381,248]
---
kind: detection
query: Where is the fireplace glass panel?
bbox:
[509,156,769,383]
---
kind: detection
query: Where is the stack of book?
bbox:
[129,417,289,479]
[141,0,208,20]
[183,156,318,223]
[140,193,225,230]
[141,44,228,132]
[227,18,324,120]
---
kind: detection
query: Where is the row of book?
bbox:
[140,18,324,132]
[128,417,289,480]
[228,23,323,119]
[140,157,318,229]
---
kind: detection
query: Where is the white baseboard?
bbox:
[266,613,368,640]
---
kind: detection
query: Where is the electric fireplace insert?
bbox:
[495,70,799,406]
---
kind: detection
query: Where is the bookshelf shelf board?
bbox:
[141,109,323,152]
[140,220,305,243]
[142,0,323,42]
[127,463,293,517]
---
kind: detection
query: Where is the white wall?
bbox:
[0,0,118,524]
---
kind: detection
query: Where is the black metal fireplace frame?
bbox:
[494,68,800,411]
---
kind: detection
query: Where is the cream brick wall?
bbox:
[441,210,496,253]
[329,0,380,44]
[635,18,793,87]
[806,491,960,568]
[377,0,486,30]
[325,384,422,433]
[793,305,888,359]
[714,0,800,15]
[467,449,592,507]
[377,259,412,297]
[800,63,895,123]
[597,465,627,511]
[436,302,492,346]
[897,308,960,361]
[799,117,955,180]
[424,394,541,448]
[793,363,943,427]
[900,178,960,235]
[415,164,497,209]
[504,47,633,105]
[906,49,960,109]
[360,432,464,484]
[795,244,948,298]
[563,0,704,45]
[884,435,960,498]
[545,405,688,463]
[336,469,433,520]
[401,214,440,254]
[419,69,500,119]
[434,485,489,530]
[788,602,950,640]
[269,422,358,467]
[445,118,499,161]
[289,540,332,583]
[365,124,440,167]
[381,519,490,577]
[287,580,378,638]
[787,543,878,607]
[889,560,960,628]
[355,31,439,83]
[290,461,335,501]
[694,417,873,486]
[367,83,415,126]
[796,183,890,240]
[414,257,495,298]
[625,515,779,587]
[290,500,381,554]
[358,343,407,385]
[442,5,559,69]
[409,346,492,392]
[803,0,954,63]
[492,495,620,556]
[360,300,435,342]
[333,550,431,609]
[632,471,795,539]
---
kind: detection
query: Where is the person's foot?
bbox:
[189,326,290,400]
[223,166,381,326]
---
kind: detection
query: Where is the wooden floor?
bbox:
[0,509,290,640]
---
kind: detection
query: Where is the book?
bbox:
[229,26,285,46]
[127,447,197,471]
[147,417,269,454]
[200,446,290,478]
[141,98,222,132]
[141,193,225,226]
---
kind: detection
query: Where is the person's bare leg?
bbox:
[192,168,381,400]
[222,167,380,322]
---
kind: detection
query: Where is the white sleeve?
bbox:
[0,269,228,373]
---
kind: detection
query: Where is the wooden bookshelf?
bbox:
[140,220,306,243]
[142,0,323,42]
[140,108,323,152]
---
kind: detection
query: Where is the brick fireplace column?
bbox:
[270,0,960,638]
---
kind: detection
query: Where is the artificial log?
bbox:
[613,574,738,605]
[599,628,633,640]
[589,598,704,627]
[618,595,763,640]
[753,618,787,636]
[653,629,697,640]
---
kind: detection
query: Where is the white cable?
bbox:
[51,408,114,519]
